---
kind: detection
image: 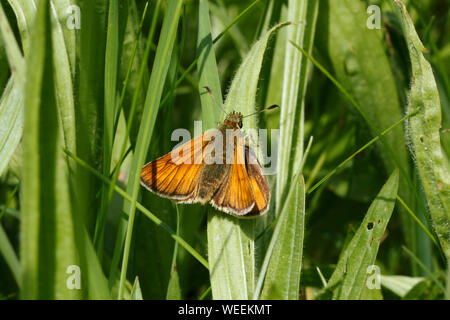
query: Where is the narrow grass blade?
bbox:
[395,0,450,259]
[197,0,222,129]
[0,77,23,176]
[259,175,306,300]
[118,0,152,146]
[76,0,108,231]
[130,276,143,300]
[276,0,318,210]
[166,205,182,300]
[118,0,183,299]
[0,2,27,176]
[0,2,25,79]
[0,224,21,286]
[323,169,399,300]
[50,0,77,153]
[94,0,127,255]
[402,245,446,292]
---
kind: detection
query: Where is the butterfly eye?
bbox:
[238,120,243,128]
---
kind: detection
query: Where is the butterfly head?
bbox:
[223,111,243,129]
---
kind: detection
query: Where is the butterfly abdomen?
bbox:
[196,164,229,203]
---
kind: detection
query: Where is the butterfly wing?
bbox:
[210,133,255,215]
[140,131,215,202]
[245,145,270,215]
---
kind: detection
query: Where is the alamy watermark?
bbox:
[66,265,81,290]
[367,5,381,30]
[366,264,381,290]
[66,5,81,30]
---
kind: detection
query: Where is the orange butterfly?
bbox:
[140,110,271,217]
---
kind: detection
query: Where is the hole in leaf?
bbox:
[367,222,374,230]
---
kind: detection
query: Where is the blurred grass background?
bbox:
[0,0,449,300]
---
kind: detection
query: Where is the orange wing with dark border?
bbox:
[245,145,270,216]
[140,131,214,202]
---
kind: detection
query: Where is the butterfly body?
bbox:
[140,111,270,217]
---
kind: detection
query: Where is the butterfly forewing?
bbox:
[140,131,213,201]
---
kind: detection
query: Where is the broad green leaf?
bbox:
[395,0,450,259]
[206,22,289,300]
[260,175,306,300]
[325,169,399,300]
[276,0,318,209]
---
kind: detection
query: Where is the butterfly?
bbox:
[140,109,272,217]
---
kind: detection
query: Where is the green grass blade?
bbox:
[130,276,143,300]
[259,175,306,300]
[402,245,446,292]
[0,223,21,286]
[108,0,155,290]
[395,0,450,259]
[197,0,222,129]
[94,0,126,255]
[50,0,77,153]
[118,0,183,299]
[76,0,108,232]
[0,77,23,176]
[166,205,182,300]
[276,0,318,210]
[0,2,25,79]
[324,169,399,300]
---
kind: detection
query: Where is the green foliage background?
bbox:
[0,0,449,300]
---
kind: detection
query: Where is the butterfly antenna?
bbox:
[203,86,227,115]
[243,104,279,118]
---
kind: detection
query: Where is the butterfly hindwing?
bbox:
[245,145,270,215]
[210,134,255,215]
